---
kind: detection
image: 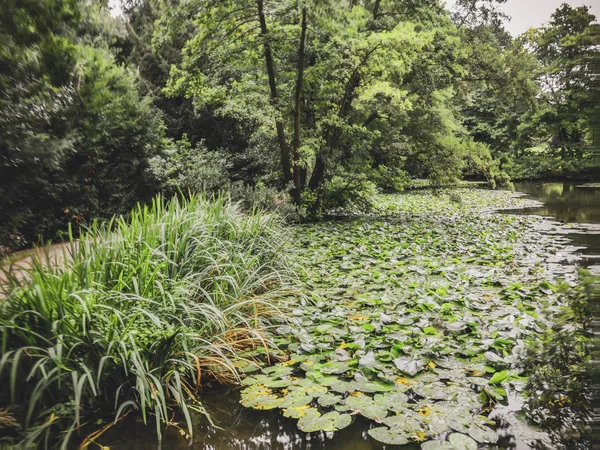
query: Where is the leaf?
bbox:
[359,351,376,366]
[346,395,388,421]
[488,370,508,385]
[283,404,313,419]
[394,357,425,376]
[368,427,410,445]
[446,321,468,331]
[390,343,404,359]
[467,425,498,444]
[448,433,478,450]
[484,351,504,363]
[373,392,409,412]
[317,393,342,407]
[298,411,352,432]
[421,440,455,450]
[315,324,335,334]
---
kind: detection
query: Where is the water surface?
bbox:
[100,182,600,450]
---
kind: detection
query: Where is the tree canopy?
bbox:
[0,0,598,250]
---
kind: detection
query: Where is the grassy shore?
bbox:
[0,194,298,447]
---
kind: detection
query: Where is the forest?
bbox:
[0,0,599,449]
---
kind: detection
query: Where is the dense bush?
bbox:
[312,172,379,214]
[0,2,164,255]
[0,194,296,447]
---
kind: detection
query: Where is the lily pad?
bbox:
[346,395,388,421]
[467,424,498,444]
[368,426,410,445]
[394,357,425,376]
[298,411,352,432]
[448,433,478,450]
[317,393,342,407]
[421,440,455,449]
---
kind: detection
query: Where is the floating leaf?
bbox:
[368,427,410,445]
[394,357,425,376]
[488,370,508,385]
[346,395,388,421]
[448,433,478,450]
[317,393,342,407]
[446,321,468,331]
[298,411,352,432]
[283,404,313,419]
[484,351,504,363]
[421,440,455,449]
[467,425,498,444]
[373,392,409,412]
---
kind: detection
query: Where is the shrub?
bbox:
[319,172,379,213]
[149,136,231,196]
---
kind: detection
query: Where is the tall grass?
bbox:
[0,194,297,448]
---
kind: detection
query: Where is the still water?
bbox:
[100,181,599,450]
[511,181,600,261]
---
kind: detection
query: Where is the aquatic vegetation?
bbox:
[0,194,297,447]
[241,188,577,447]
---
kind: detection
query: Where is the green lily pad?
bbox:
[317,392,342,407]
[346,395,388,421]
[298,411,352,432]
[448,433,478,450]
[421,440,455,449]
[467,425,498,444]
[283,404,314,419]
[373,392,409,411]
[394,357,425,376]
[368,426,410,445]
[446,321,468,331]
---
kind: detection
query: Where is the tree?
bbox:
[164,0,431,204]
[526,5,599,165]
[0,0,165,251]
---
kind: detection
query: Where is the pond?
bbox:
[98,183,599,450]
[511,181,600,264]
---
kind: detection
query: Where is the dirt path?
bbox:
[0,242,73,296]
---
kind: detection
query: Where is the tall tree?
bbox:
[525,4,599,163]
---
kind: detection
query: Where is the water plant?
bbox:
[0,194,297,447]
[240,188,578,447]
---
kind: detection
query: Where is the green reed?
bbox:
[0,194,296,448]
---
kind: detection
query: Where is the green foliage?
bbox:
[0,0,165,253]
[150,135,230,195]
[0,194,297,447]
[318,173,379,214]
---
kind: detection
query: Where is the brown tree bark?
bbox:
[257,0,292,185]
[291,7,307,205]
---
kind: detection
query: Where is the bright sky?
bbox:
[447,0,600,36]
[108,0,600,36]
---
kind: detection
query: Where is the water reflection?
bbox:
[509,181,599,449]
[511,181,600,224]
[99,389,419,450]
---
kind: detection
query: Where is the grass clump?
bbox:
[0,194,296,447]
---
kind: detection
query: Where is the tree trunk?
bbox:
[291,7,307,205]
[373,0,381,20]
[257,0,292,185]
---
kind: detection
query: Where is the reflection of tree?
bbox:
[515,182,600,224]
[100,388,389,450]
[521,276,594,449]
